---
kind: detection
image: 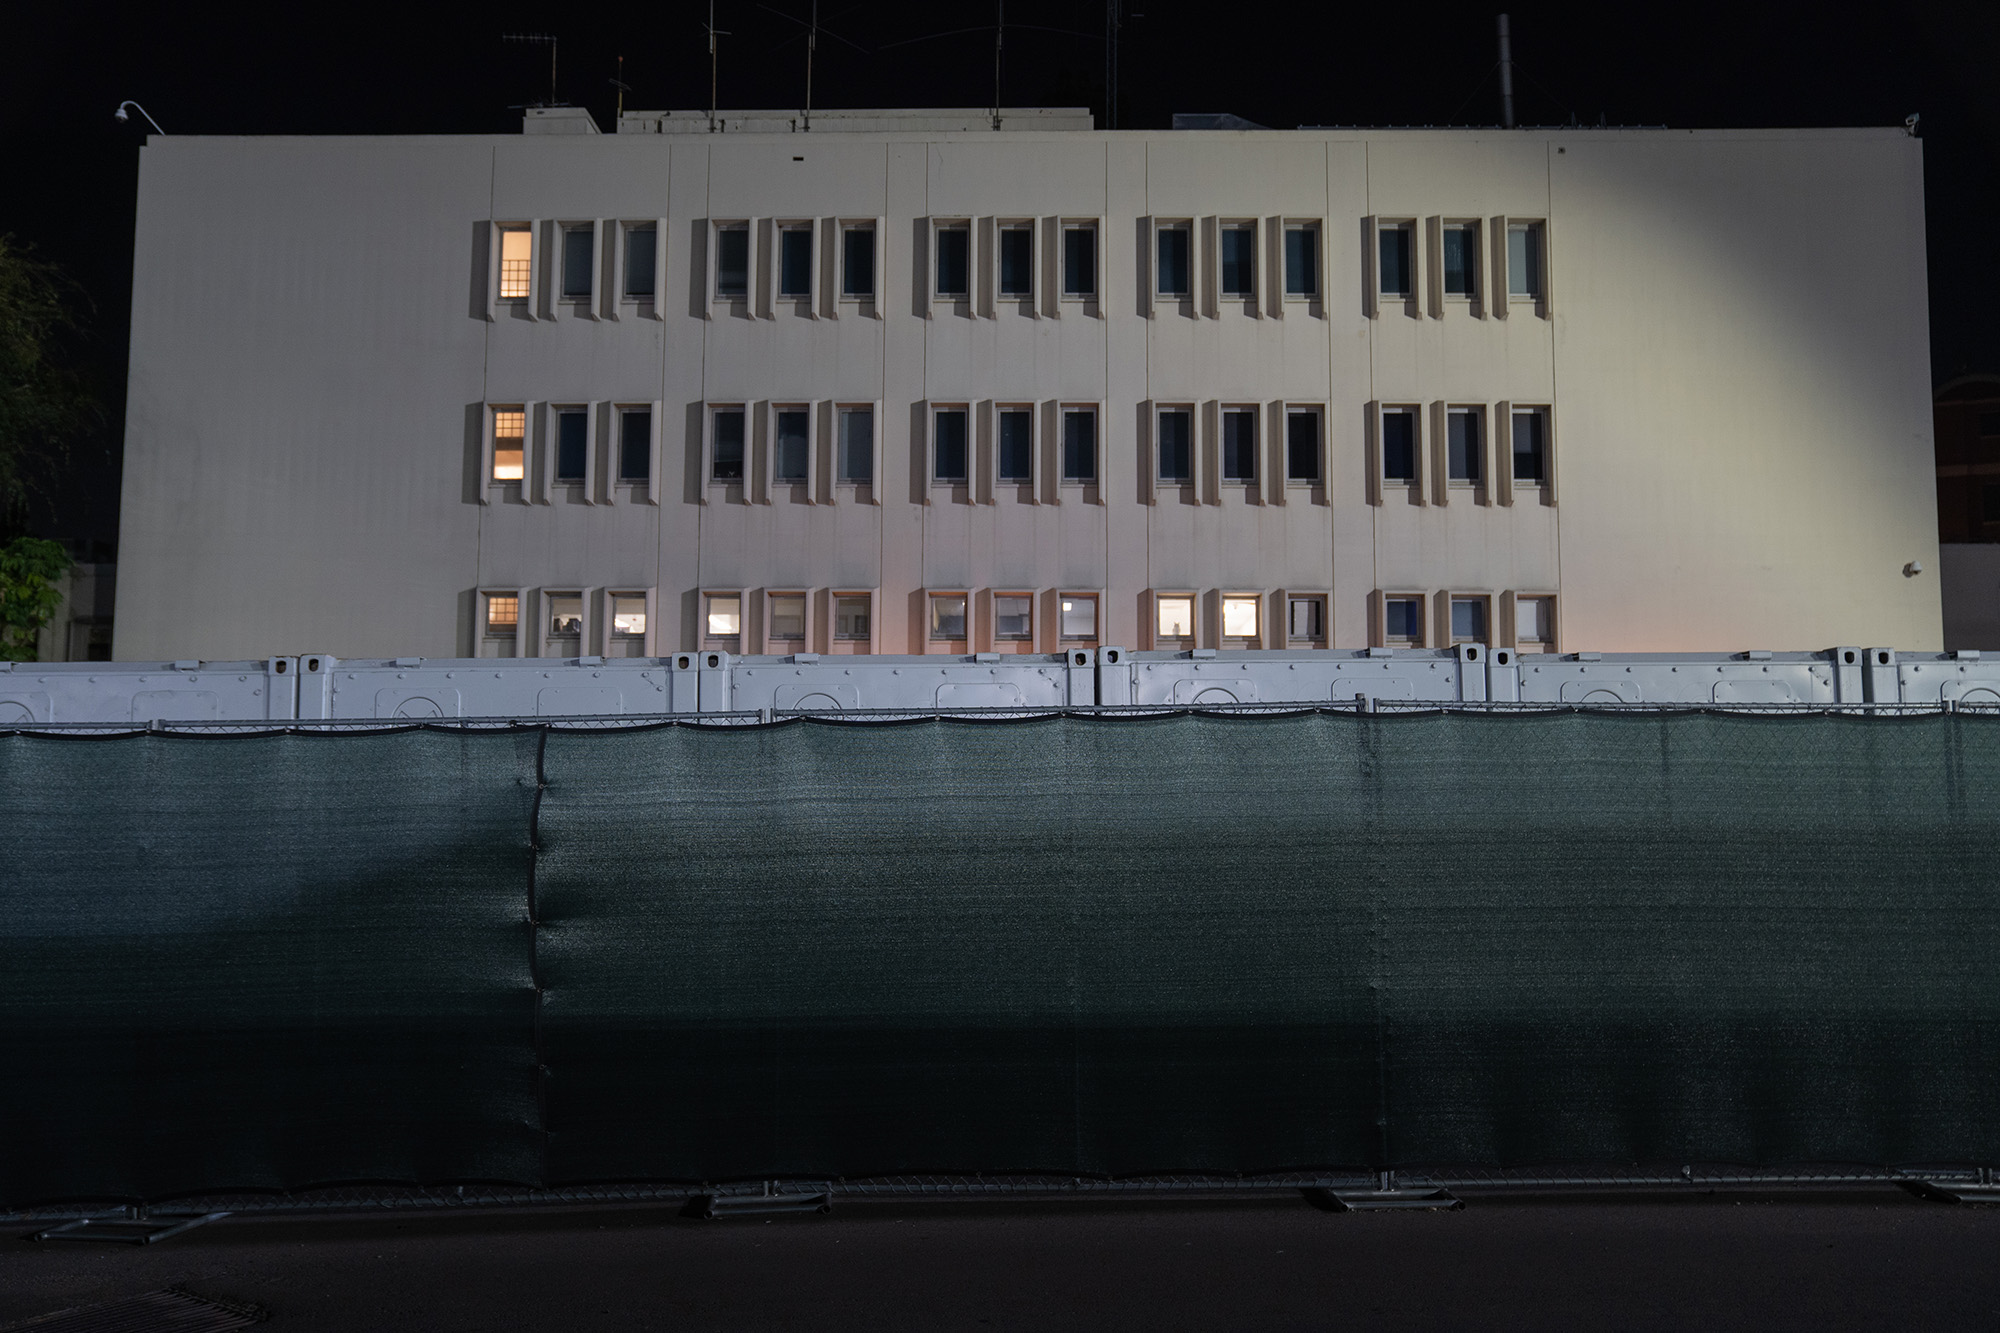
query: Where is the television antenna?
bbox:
[502,33,559,106]
[760,1,870,132]
[609,56,630,119]
[882,4,1101,129]
[706,1,731,131]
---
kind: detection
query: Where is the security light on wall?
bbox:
[113,102,167,134]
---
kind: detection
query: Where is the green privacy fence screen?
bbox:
[2,712,1995,1206]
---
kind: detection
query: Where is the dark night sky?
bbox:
[8,1,1999,548]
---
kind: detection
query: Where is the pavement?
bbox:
[3,1188,1997,1331]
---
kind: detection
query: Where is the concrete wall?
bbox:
[115,124,1940,660]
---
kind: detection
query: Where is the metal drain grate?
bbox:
[0,1286,265,1332]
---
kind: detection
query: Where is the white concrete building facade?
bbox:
[113,110,1942,661]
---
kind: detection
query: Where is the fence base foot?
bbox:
[693,1191,832,1220]
[33,1211,230,1245]
[1306,1186,1462,1212]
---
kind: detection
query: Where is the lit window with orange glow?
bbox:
[1222,595,1261,642]
[498,228,532,300]
[484,593,519,636]
[491,408,526,481]
[1156,595,1195,644]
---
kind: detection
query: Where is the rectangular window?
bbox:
[715,225,749,298]
[623,225,656,299]
[838,407,873,484]
[1157,408,1192,482]
[711,408,746,482]
[842,225,875,298]
[1286,412,1321,482]
[1451,597,1488,644]
[548,593,584,639]
[1383,596,1424,645]
[1059,594,1097,641]
[705,593,742,641]
[834,595,871,640]
[1062,224,1096,297]
[492,408,526,481]
[994,594,1034,640]
[1381,408,1417,482]
[555,408,587,482]
[1378,222,1412,298]
[935,224,970,297]
[1984,483,2000,524]
[775,409,810,484]
[1288,596,1326,644]
[1156,595,1195,641]
[997,409,1033,482]
[1062,409,1097,482]
[485,593,519,636]
[1284,224,1319,297]
[1221,595,1260,641]
[1442,223,1478,297]
[933,408,969,483]
[1222,410,1257,482]
[1447,409,1481,483]
[778,226,812,298]
[1516,595,1554,648]
[1512,408,1548,482]
[999,226,1033,297]
[561,226,593,300]
[619,408,651,482]
[498,228,532,300]
[929,593,968,640]
[1220,225,1255,297]
[1156,223,1190,296]
[1508,222,1544,299]
[611,594,647,638]
[768,593,806,641]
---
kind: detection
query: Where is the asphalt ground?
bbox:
[3,1188,1997,1331]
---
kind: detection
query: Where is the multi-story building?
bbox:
[112,106,1942,661]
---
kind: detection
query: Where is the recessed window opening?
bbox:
[492,408,526,482]
[1288,596,1326,644]
[1384,596,1423,645]
[1378,222,1413,297]
[837,407,873,484]
[929,593,968,640]
[712,408,746,482]
[933,408,969,483]
[1443,223,1478,297]
[1156,595,1195,641]
[705,593,742,642]
[1286,412,1321,482]
[778,226,813,298]
[1512,408,1548,482]
[935,224,970,297]
[1062,224,1096,297]
[1156,224,1190,296]
[1447,409,1481,483]
[775,410,810,483]
[769,593,806,640]
[1220,225,1255,297]
[834,595,871,640]
[555,408,587,482]
[1059,594,1098,641]
[485,593,519,635]
[561,227,593,300]
[1451,597,1487,644]
[841,225,875,297]
[715,225,749,298]
[548,593,584,640]
[619,409,651,483]
[1157,408,1192,482]
[1284,224,1319,297]
[611,594,647,639]
[1516,595,1554,648]
[1221,595,1260,641]
[498,228,532,300]
[1381,408,1417,482]
[999,226,1033,297]
[623,225,656,299]
[998,409,1033,482]
[994,594,1034,640]
[1983,482,2000,524]
[1508,222,1544,299]
[1062,409,1096,482]
[1222,410,1257,482]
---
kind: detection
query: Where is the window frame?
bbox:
[1441,218,1481,303]
[1220,405,1259,485]
[1447,592,1494,647]
[770,403,815,489]
[1376,218,1416,301]
[1154,219,1193,300]
[1218,221,1258,300]
[543,589,587,657]
[838,219,882,307]
[829,589,876,649]
[991,590,1037,644]
[931,218,973,303]
[1509,404,1552,490]
[995,403,1037,489]
[620,221,660,304]
[833,402,880,497]
[495,224,534,305]
[553,406,590,485]
[926,589,971,645]
[705,402,750,492]
[764,588,810,649]
[1377,591,1428,648]
[1284,592,1329,646]
[605,589,654,656]
[1377,403,1422,494]
[774,220,816,302]
[1284,406,1325,488]
[1151,589,1199,649]
[1282,220,1322,301]
[1057,590,1101,645]
[1058,403,1101,489]
[711,221,752,304]
[1219,591,1265,647]
[1445,405,1485,488]
[1155,403,1196,487]
[1509,591,1558,653]
[477,588,528,658]
[558,222,597,304]
[1060,219,1100,303]
[929,403,972,489]
[487,404,528,488]
[702,589,745,651]
[1506,219,1546,303]
[996,220,1035,301]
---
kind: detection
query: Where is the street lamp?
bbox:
[113,102,167,135]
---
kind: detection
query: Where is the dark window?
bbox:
[1288,597,1325,643]
[623,226,656,299]
[1382,410,1417,481]
[775,410,809,483]
[1285,226,1318,296]
[1287,413,1321,482]
[998,410,1033,481]
[1385,597,1423,642]
[1448,411,1482,482]
[715,227,749,297]
[1222,410,1257,481]
[1220,226,1255,296]
[1062,226,1096,296]
[1000,227,1033,296]
[935,226,969,296]
[1062,410,1096,482]
[1984,483,2000,524]
[1443,224,1477,296]
[933,409,968,482]
[619,409,651,482]
[1508,223,1543,298]
[561,227,593,300]
[1157,225,1190,295]
[712,409,745,481]
[1512,410,1547,481]
[1452,598,1488,643]
[556,409,587,481]
[842,226,875,297]
[1157,410,1192,482]
[838,408,873,483]
[1979,411,2000,437]
[779,228,812,297]
[1379,224,1412,296]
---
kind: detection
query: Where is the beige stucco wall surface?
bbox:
[114,125,1940,660]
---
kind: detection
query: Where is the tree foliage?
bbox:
[0,536,72,661]
[0,236,97,523]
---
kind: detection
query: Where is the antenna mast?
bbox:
[993,0,1004,129]
[804,0,818,131]
[1497,14,1516,128]
[1104,0,1120,130]
[707,1,729,131]
[502,34,560,105]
